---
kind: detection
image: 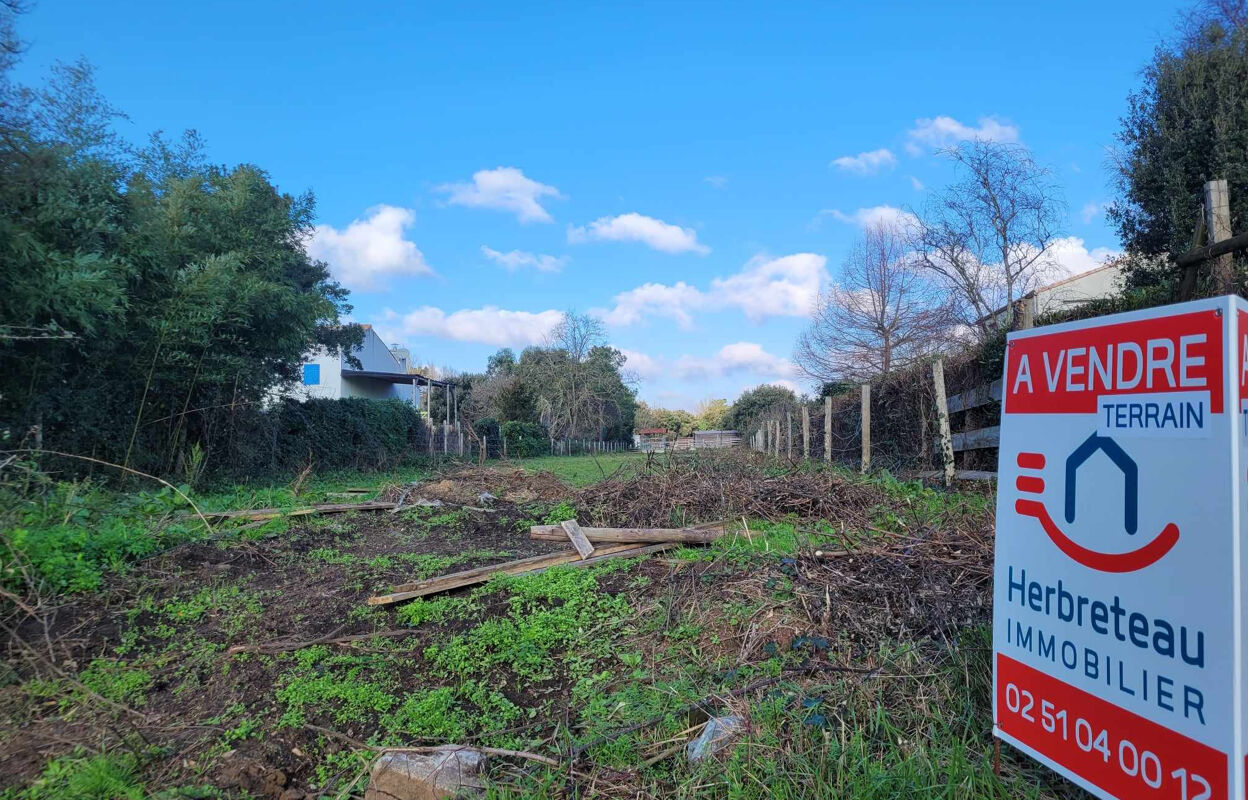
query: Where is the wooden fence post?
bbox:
[786,412,793,460]
[824,396,832,463]
[860,384,871,473]
[932,359,955,487]
[1206,179,1233,294]
[772,420,780,458]
[1019,294,1037,330]
[801,405,810,460]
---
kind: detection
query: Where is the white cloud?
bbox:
[906,116,1019,153]
[594,253,828,329]
[619,348,664,379]
[568,213,709,255]
[767,379,801,394]
[437,167,561,223]
[675,342,799,380]
[307,205,432,291]
[710,253,828,322]
[822,205,919,232]
[1080,201,1108,224]
[1045,236,1121,280]
[595,282,704,329]
[831,148,897,175]
[391,306,565,347]
[909,176,925,191]
[481,246,568,273]
[704,175,728,189]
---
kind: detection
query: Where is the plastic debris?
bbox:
[686,715,746,762]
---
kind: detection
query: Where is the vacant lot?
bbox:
[0,452,1082,799]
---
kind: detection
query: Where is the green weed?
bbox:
[76,659,153,708]
[7,750,145,800]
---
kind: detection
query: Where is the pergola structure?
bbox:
[340,369,460,428]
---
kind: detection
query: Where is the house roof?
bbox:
[342,369,456,387]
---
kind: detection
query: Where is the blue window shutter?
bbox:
[302,364,320,385]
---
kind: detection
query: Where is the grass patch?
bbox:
[513,453,645,487]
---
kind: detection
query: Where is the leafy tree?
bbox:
[1110,9,1248,291]
[486,348,517,376]
[693,398,731,431]
[0,55,358,474]
[513,313,636,440]
[728,384,798,432]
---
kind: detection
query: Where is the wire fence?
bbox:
[744,346,1002,477]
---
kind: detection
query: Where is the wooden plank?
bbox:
[197,500,397,521]
[945,379,1003,413]
[561,519,596,559]
[367,543,666,606]
[952,425,1000,452]
[931,359,955,487]
[529,525,723,544]
[916,469,998,481]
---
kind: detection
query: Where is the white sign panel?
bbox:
[992,296,1246,800]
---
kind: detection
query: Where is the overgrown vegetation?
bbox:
[0,453,1077,798]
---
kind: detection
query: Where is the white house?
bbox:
[281,325,447,408]
[981,261,1124,328]
[1027,262,1122,315]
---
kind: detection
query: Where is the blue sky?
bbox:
[14,0,1185,410]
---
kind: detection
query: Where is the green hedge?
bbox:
[208,398,429,480]
[501,421,550,458]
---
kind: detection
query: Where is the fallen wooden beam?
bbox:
[367,543,673,606]
[529,525,723,544]
[914,469,997,482]
[560,519,596,559]
[196,500,398,522]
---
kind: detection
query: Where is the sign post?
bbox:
[993,295,1248,800]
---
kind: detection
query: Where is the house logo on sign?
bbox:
[1013,433,1180,573]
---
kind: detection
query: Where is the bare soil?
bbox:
[0,457,998,798]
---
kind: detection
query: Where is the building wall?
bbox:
[277,327,414,404]
[356,328,407,373]
[1035,263,1122,316]
[284,348,343,401]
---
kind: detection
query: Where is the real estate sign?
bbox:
[993,295,1248,800]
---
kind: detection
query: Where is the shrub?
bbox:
[500,421,549,458]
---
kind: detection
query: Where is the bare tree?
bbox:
[912,140,1064,335]
[546,310,605,361]
[795,221,953,383]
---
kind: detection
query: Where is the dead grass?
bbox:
[0,452,1083,799]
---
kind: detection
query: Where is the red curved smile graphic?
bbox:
[1014,448,1180,573]
[1014,497,1179,573]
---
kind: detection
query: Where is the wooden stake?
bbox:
[824,395,832,463]
[932,359,955,487]
[1206,179,1233,295]
[1018,294,1037,330]
[560,519,596,559]
[368,543,668,605]
[860,384,871,473]
[801,405,810,460]
[786,412,793,459]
